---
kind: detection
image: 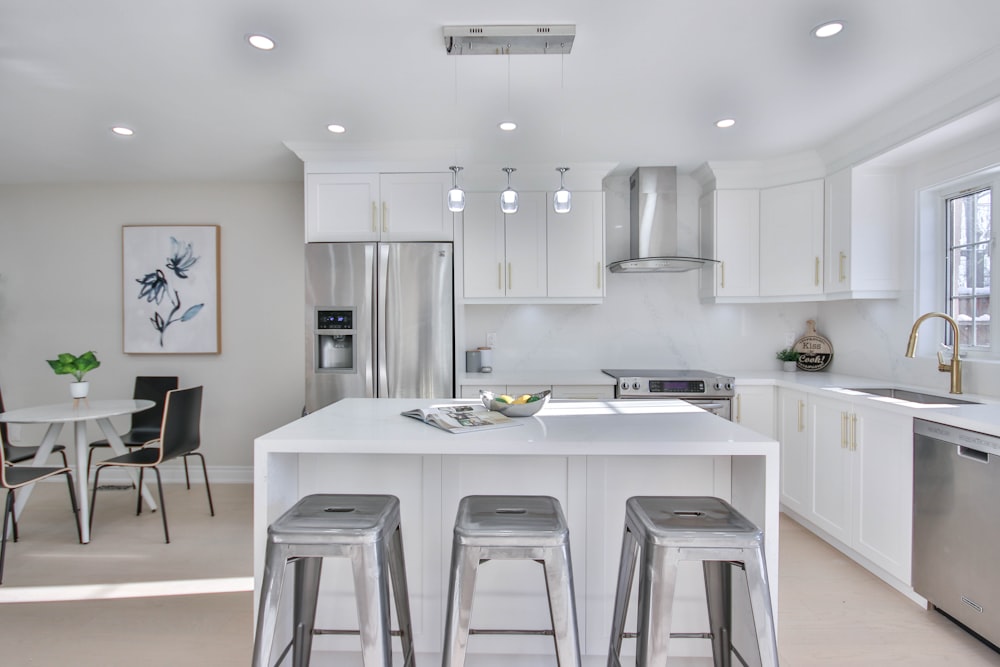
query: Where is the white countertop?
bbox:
[256,397,776,457]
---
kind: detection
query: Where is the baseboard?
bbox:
[32,464,253,485]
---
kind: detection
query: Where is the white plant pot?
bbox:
[70,381,90,399]
[782,361,798,372]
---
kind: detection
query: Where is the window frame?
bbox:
[943,184,993,351]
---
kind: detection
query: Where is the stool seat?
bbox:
[608,496,779,667]
[252,494,415,667]
[443,495,581,667]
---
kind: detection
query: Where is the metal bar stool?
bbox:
[252,494,415,667]
[442,495,582,667]
[608,496,779,667]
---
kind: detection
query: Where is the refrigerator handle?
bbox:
[376,243,389,396]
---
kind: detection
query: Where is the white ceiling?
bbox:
[3,0,1000,185]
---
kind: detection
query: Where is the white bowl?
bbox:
[480,389,551,417]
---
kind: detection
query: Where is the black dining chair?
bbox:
[86,375,178,480]
[0,385,69,468]
[1,435,82,584]
[89,386,213,544]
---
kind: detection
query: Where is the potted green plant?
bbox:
[776,347,800,372]
[47,351,101,398]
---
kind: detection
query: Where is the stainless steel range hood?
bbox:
[607,166,717,273]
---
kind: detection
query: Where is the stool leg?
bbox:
[293,556,323,667]
[387,525,416,667]
[253,541,290,667]
[442,542,481,667]
[352,541,393,667]
[638,545,680,667]
[742,548,779,667]
[542,544,582,667]
[703,560,733,667]
[607,526,639,667]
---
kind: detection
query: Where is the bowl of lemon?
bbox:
[480,389,551,417]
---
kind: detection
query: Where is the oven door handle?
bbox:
[687,401,725,410]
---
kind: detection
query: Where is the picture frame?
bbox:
[122,224,221,354]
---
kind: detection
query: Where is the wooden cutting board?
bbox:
[793,320,833,371]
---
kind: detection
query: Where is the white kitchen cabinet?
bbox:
[463,192,547,299]
[699,189,760,301]
[758,179,824,297]
[808,394,854,544]
[306,172,453,242]
[461,384,614,400]
[824,167,900,299]
[547,191,605,299]
[550,384,615,400]
[734,385,774,437]
[777,388,810,517]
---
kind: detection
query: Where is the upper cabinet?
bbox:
[824,167,900,299]
[759,179,824,298]
[463,191,605,303]
[306,172,454,242]
[699,188,760,300]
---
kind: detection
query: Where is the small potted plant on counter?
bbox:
[776,347,800,372]
[47,351,101,399]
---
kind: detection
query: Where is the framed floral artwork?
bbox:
[122,224,221,354]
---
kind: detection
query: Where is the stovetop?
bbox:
[601,369,728,379]
[601,368,735,398]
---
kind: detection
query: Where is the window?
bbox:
[945,186,991,349]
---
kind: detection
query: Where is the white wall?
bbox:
[0,183,304,478]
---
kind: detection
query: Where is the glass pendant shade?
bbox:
[500,167,518,214]
[447,166,466,213]
[553,167,571,213]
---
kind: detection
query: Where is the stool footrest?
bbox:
[469,628,555,636]
[312,628,405,638]
[621,631,715,640]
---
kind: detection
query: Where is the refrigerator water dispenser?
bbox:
[316,309,355,371]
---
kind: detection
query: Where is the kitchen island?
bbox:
[253,398,779,665]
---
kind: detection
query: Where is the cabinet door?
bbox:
[462,193,506,298]
[777,389,810,516]
[759,180,824,297]
[734,385,774,438]
[306,173,380,242]
[550,384,615,400]
[504,192,547,298]
[700,189,760,299]
[809,395,853,543]
[853,406,913,582]
[547,191,605,298]
[379,173,453,241]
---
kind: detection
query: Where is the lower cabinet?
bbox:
[734,384,775,437]
[778,389,913,585]
[460,384,615,400]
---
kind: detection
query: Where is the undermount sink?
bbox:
[846,387,979,405]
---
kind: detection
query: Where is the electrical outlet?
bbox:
[486,332,497,348]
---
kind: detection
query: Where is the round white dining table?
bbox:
[0,399,155,543]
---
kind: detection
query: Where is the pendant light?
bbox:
[553,167,571,213]
[500,167,518,214]
[447,166,466,212]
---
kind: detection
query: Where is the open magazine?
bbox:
[401,404,522,434]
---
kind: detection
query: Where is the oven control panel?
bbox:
[613,375,734,399]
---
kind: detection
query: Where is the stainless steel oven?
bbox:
[601,369,735,420]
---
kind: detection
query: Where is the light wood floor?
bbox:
[0,484,997,666]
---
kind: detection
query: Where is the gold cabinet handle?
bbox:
[720,261,726,289]
[841,412,848,449]
[497,263,503,290]
[507,262,512,290]
[597,261,602,289]
[797,399,804,432]
[382,202,388,233]
[839,251,846,283]
[851,413,858,451]
[371,202,377,232]
[814,256,821,286]
[736,394,743,423]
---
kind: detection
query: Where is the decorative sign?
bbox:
[794,320,833,372]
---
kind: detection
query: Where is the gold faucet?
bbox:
[905,312,963,394]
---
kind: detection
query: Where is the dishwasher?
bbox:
[912,418,1000,649]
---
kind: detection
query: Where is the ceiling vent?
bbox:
[443,25,575,55]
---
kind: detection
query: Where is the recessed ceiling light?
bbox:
[111,126,134,136]
[498,121,517,132]
[716,118,736,129]
[327,124,346,134]
[812,21,844,38]
[246,34,275,50]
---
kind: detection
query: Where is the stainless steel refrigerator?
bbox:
[305,242,454,412]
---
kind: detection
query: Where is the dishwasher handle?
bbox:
[958,445,990,464]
